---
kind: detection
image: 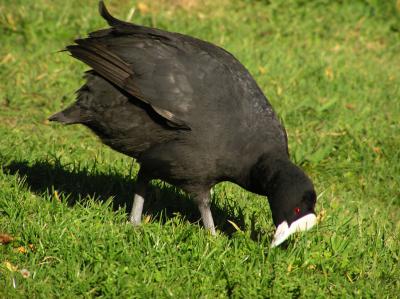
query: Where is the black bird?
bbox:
[49,1,317,247]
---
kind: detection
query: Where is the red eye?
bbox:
[294,207,301,215]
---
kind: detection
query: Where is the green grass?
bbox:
[1,0,399,297]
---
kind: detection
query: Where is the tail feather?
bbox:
[48,104,84,125]
[99,1,131,27]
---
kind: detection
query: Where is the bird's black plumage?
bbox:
[50,1,317,245]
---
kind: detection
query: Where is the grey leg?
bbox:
[129,174,148,226]
[195,192,216,235]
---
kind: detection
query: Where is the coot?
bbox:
[50,1,317,247]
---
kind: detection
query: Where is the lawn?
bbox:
[0,0,399,297]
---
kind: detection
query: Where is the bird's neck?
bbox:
[247,153,291,197]
[248,154,313,226]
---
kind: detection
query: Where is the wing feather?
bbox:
[66,37,190,130]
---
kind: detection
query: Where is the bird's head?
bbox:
[251,156,317,247]
[269,187,317,247]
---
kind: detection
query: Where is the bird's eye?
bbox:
[294,207,301,215]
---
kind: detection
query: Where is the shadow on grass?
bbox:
[3,159,250,237]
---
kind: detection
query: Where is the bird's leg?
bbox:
[129,173,149,226]
[195,191,216,235]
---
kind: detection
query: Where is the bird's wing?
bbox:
[65,2,232,130]
[66,35,195,130]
